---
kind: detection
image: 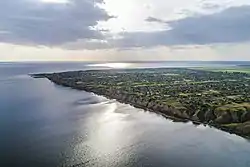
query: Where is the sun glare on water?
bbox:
[89,63,131,69]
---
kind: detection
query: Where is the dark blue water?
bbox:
[1,62,250,167]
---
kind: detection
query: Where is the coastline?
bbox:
[33,74,250,140]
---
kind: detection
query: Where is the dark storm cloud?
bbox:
[118,5,250,48]
[0,0,112,46]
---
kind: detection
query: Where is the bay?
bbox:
[0,62,250,167]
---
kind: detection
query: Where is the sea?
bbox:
[0,61,250,167]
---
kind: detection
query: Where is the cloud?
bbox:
[1,0,250,52]
[0,0,112,46]
[145,17,166,23]
[117,5,250,48]
[61,39,113,50]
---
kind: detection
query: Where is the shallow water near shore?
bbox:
[1,62,250,167]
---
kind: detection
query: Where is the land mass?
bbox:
[32,68,250,138]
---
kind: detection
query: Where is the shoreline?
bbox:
[34,74,250,140]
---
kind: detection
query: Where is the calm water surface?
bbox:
[0,62,250,167]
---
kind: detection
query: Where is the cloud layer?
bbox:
[0,0,111,46]
[117,5,250,48]
[0,0,250,51]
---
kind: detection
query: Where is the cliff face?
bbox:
[32,71,250,138]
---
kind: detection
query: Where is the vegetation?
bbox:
[192,67,250,73]
[33,68,250,138]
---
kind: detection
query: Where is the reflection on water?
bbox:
[1,62,250,167]
[61,97,250,167]
[88,63,132,69]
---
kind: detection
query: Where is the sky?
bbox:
[0,0,250,61]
